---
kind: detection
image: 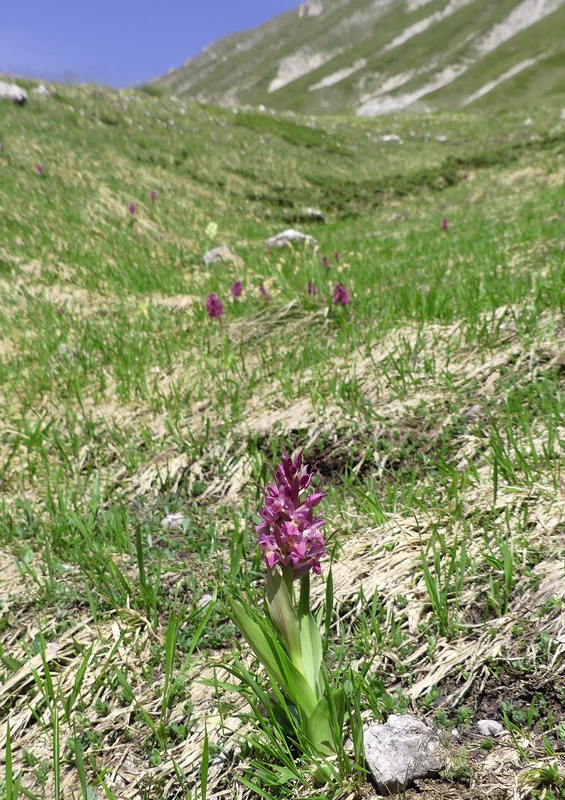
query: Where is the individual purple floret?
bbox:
[206,292,224,319]
[128,202,136,215]
[334,251,339,261]
[333,283,350,305]
[307,281,318,296]
[441,217,448,231]
[321,256,330,269]
[36,164,44,175]
[150,190,157,202]
[256,452,326,580]
[231,280,243,298]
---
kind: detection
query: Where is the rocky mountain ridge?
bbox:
[156,0,565,115]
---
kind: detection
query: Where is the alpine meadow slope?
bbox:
[0,68,564,800]
[156,0,565,116]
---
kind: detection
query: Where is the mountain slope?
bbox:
[156,0,565,115]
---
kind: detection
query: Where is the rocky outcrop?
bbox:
[0,81,27,105]
[299,0,324,17]
[264,229,319,249]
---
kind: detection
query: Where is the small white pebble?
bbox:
[464,403,483,421]
[161,513,185,532]
[476,719,503,737]
[197,594,213,608]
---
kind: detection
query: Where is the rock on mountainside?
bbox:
[299,0,325,16]
[155,0,565,115]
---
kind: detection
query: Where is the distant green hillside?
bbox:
[156,0,565,115]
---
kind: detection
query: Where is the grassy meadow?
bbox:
[0,82,564,800]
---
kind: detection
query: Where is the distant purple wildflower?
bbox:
[321,256,330,269]
[231,280,243,298]
[441,218,448,231]
[128,202,136,215]
[150,190,157,202]
[206,292,224,319]
[35,164,43,176]
[334,251,339,261]
[333,283,350,305]
[307,281,318,296]
[259,283,271,302]
[256,451,326,580]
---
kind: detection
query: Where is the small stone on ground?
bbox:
[476,719,504,737]
[364,714,448,793]
[265,229,318,249]
[0,81,27,105]
[202,246,242,267]
[161,513,185,531]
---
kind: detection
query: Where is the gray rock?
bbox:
[265,228,318,250]
[33,84,51,97]
[464,403,483,421]
[197,593,213,608]
[299,0,323,17]
[56,343,78,360]
[364,714,448,793]
[0,81,28,105]
[476,719,503,737]
[202,246,242,267]
[160,513,185,532]
[305,207,324,222]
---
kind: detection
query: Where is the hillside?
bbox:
[0,82,564,800]
[156,0,565,115]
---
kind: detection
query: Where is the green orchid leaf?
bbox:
[298,610,323,697]
[306,695,334,751]
[266,568,303,670]
[229,598,287,687]
[230,597,319,718]
[307,687,346,754]
[330,686,346,732]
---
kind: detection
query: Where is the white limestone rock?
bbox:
[364,714,448,793]
[196,593,213,608]
[161,513,185,532]
[0,81,27,105]
[202,246,242,267]
[464,403,483,421]
[305,207,324,222]
[265,228,318,249]
[476,719,503,737]
[299,0,324,17]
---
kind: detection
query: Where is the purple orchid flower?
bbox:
[333,283,350,305]
[206,292,224,319]
[256,452,326,580]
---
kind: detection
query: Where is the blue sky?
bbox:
[0,1,301,87]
